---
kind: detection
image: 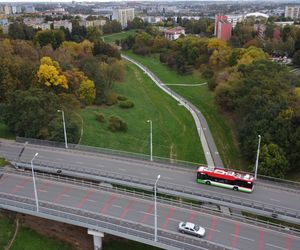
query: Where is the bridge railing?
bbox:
[3,167,300,235]
[0,191,233,250]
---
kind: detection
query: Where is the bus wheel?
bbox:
[205,181,211,185]
[233,186,238,191]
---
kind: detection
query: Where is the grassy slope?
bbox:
[122,51,244,169]
[10,227,72,250]
[0,215,15,249]
[80,62,205,163]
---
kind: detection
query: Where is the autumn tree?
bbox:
[34,29,65,49]
[37,57,68,90]
[78,79,96,105]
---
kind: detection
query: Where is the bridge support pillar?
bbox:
[88,229,104,250]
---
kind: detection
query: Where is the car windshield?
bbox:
[181,223,186,227]
[194,225,200,231]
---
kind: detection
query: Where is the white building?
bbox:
[165,26,185,41]
[12,6,22,14]
[285,6,300,20]
[112,8,135,28]
[53,20,72,32]
[226,14,244,29]
[4,5,12,15]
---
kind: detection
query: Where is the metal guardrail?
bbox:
[15,137,300,190]
[0,191,233,250]
[11,161,300,225]
[3,168,300,237]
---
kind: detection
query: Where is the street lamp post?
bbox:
[254,135,261,180]
[147,120,153,161]
[154,174,160,242]
[31,153,39,213]
[57,109,68,149]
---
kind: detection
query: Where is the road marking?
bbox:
[16,185,25,188]
[11,178,30,194]
[100,195,117,214]
[76,189,95,209]
[39,180,51,192]
[270,198,281,202]
[162,207,174,230]
[258,228,265,250]
[189,211,197,223]
[139,204,154,224]
[207,216,218,240]
[38,189,48,193]
[53,186,72,203]
[231,234,254,242]
[231,223,240,247]
[112,204,122,208]
[62,194,70,197]
[88,199,96,203]
[163,177,173,180]
[118,168,126,171]
[120,199,135,219]
[286,235,292,250]
[266,243,286,250]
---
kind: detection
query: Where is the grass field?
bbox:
[122,51,244,169]
[0,215,15,249]
[80,62,205,164]
[103,30,139,44]
[10,227,73,250]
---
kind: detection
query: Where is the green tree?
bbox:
[259,143,289,178]
[34,29,65,49]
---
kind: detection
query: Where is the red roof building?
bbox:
[215,14,232,41]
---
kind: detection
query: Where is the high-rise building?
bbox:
[214,15,232,41]
[112,8,135,28]
[285,6,300,19]
[4,5,12,15]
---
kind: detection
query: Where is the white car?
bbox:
[178,222,206,237]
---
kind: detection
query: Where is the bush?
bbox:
[105,92,118,106]
[207,76,218,91]
[202,68,214,79]
[119,100,134,109]
[108,116,128,132]
[117,95,127,101]
[96,113,105,123]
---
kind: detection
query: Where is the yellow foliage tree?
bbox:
[237,46,268,65]
[37,57,68,89]
[208,38,232,68]
[78,79,96,105]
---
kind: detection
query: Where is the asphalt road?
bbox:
[0,172,299,250]
[1,141,299,216]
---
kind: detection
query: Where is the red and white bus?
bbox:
[196,166,254,193]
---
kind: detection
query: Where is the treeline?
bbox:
[0,38,124,144]
[6,19,122,44]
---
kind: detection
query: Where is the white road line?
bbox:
[266,243,286,250]
[112,204,122,208]
[230,234,254,242]
[88,199,96,202]
[270,198,281,202]
[38,190,48,193]
[16,185,25,188]
[62,194,70,197]
[140,211,153,216]
[208,228,221,233]
[164,177,173,180]
[170,218,181,223]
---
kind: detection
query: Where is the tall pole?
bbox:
[254,135,261,180]
[147,120,153,161]
[58,109,68,149]
[31,153,39,213]
[154,174,160,242]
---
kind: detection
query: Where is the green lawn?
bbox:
[103,30,139,44]
[122,51,244,169]
[0,215,15,249]
[103,239,160,250]
[80,62,205,164]
[10,227,72,250]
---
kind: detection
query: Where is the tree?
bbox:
[237,47,267,65]
[259,143,289,178]
[127,17,145,29]
[37,57,68,90]
[87,26,102,42]
[78,79,96,105]
[34,29,65,49]
[2,87,59,138]
[293,50,300,66]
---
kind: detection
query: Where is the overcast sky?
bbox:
[0,0,250,3]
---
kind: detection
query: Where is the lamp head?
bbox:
[34,153,39,157]
[57,109,61,112]
[157,174,160,179]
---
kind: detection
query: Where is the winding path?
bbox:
[122,54,223,168]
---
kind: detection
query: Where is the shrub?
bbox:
[96,113,105,123]
[117,95,127,101]
[105,92,118,106]
[108,116,128,132]
[119,100,134,109]
[202,68,214,79]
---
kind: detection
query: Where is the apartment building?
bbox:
[285,6,300,20]
[112,8,134,28]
